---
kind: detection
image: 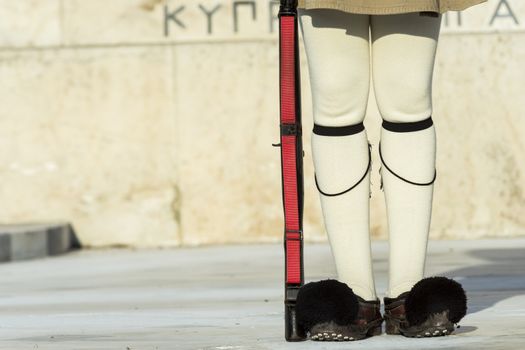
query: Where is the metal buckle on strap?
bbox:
[273,123,299,147]
[285,231,302,241]
[281,123,298,135]
[285,285,301,301]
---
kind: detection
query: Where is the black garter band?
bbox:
[313,121,372,197]
[379,116,437,189]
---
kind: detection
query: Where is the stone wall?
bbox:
[0,0,523,247]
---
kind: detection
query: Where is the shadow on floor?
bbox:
[439,247,525,316]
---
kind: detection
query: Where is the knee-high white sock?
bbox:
[298,8,376,301]
[312,123,377,301]
[379,118,436,298]
[369,12,441,298]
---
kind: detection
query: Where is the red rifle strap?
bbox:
[279,14,301,285]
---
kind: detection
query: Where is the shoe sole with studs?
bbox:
[308,319,383,341]
[386,311,455,338]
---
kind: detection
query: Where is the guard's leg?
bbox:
[298,8,377,301]
[370,12,442,298]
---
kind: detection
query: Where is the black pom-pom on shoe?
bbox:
[383,276,467,338]
[295,279,383,341]
[296,279,359,331]
[405,276,467,326]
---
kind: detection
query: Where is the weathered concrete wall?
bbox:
[0,0,523,247]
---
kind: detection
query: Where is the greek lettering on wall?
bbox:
[163,0,524,39]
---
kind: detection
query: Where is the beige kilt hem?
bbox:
[296,0,488,15]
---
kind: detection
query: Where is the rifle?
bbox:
[274,0,307,341]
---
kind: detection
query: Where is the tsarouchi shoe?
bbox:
[295,279,383,341]
[383,276,467,337]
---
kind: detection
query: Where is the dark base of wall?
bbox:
[0,222,81,263]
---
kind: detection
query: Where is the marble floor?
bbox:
[1,238,524,349]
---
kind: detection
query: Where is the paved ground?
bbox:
[1,238,525,349]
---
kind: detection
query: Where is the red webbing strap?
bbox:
[280,15,301,285]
